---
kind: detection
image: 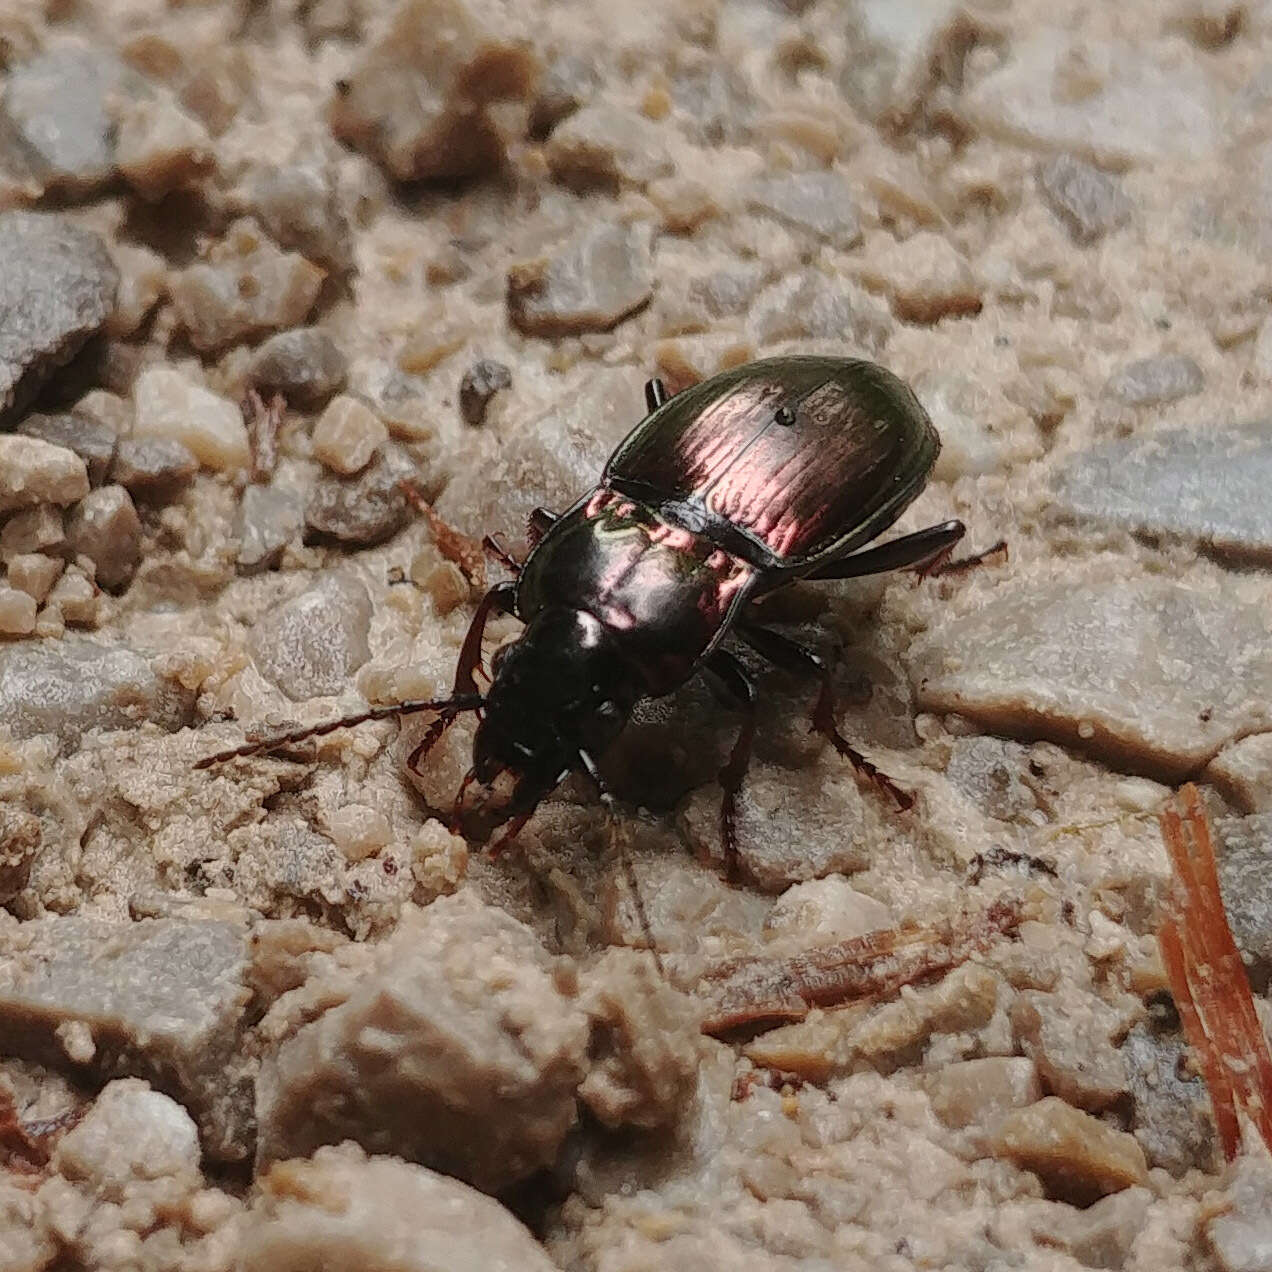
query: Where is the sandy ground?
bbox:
[0,0,1271,1268]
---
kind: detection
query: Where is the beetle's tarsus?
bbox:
[811,680,913,811]
[644,377,668,412]
[921,537,1009,580]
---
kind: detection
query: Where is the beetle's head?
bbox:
[473,607,638,798]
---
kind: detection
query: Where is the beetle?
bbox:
[199,356,977,881]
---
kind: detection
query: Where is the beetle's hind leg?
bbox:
[703,649,757,884]
[804,520,966,581]
[738,624,913,812]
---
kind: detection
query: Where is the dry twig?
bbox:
[1158,783,1272,1159]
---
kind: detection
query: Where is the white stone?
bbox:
[311,395,387,475]
[0,434,89,513]
[0,586,36,635]
[133,366,250,473]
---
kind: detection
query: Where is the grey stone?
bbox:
[745,170,862,247]
[255,892,589,1191]
[1052,429,1272,566]
[248,572,373,700]
[1104,355,1204,407]
[1214,814,1272,985]
[458,358,512,426]
[750,270,891,351]
[240,147,352,272]
[508,224,654,337]
[1037,154,1133,245]
[109,437,199,500]
[0,916,253,1160]
[16,411,118,485]
[1207,1153,1272,1272]
[962,33,1221,168]
[1122,1023,1216,1176]
[946,736,1040,821]
[0,638,195,743]
[909,578,1272,782]
[0,212,119,418]
[1011,988,1128,1112]
[65,485,142,592]
[0,45,137,195]
[305,443,418,548]
[236,484,304,574]
[249,327,348,408]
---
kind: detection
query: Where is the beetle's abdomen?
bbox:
[517,493,754,696]
[605,356,939,567]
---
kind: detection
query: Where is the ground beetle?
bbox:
[200,356,975,882]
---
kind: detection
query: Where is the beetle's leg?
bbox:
[803,520,966,581]
[406,581,516,780]
[920,537,1008,579]
[644,377,668,412]
[738,624,913,812]
[482,533,522,575]
[527,506,558,548]
[703,649,758,885]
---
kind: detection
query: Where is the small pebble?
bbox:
[648,175,720,234]
[133,367,250,473]
[1104,354,1204,407]
[458,360,512,426]
[46,566,98,627]
[326,805,393,863]
[6,552,62,603]
[0,505,65,559]
[109,437,199,500]
[169,218,325,354]
[508,224,655,337]
[1037,154,1133,245]
[329,0,538,182]
[236,485,304,575]
[0,435,90,513]
[993,1097,1148,1203]
[114,93,214,201]
[17,411,118,486]
[312,395,388,475]
[65,485,142,593]
[856,231,982,324]
[106,244,167,339]
[746,170,862,248]
[305,444,417,548]
[250,327,348,408]
[544,101,674,191]
[0,586,36,636]
[249,572,373,700]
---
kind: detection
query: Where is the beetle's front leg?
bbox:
[407,581,516,778]
[738,624,913,811]
[704,649,757,884]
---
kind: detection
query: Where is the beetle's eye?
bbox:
[774,405,796,427]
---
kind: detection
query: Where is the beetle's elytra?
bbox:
[199,356,973,881]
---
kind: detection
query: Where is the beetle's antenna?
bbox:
[194,694,484,769]
[579,749,665,977]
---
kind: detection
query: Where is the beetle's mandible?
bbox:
[199,356,982,881]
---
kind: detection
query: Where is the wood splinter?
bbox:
[1158,783,1272,1160]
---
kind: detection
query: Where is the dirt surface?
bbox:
[1,0,1271,1268]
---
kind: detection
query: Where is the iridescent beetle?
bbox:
[200,356,978,881]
